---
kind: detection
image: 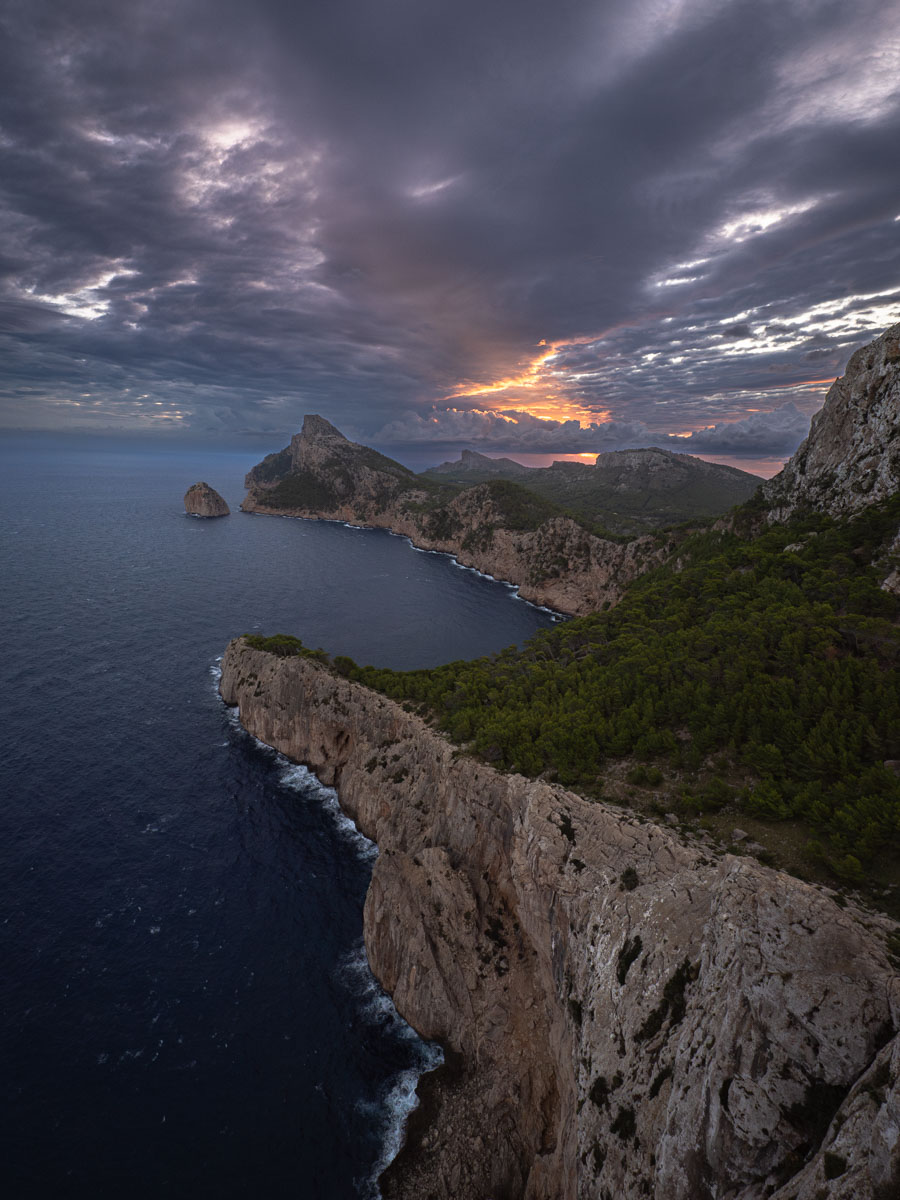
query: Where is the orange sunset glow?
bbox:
[445,335,611,425]
[445,323,838,434]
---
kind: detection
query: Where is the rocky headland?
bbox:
[220,640,900,1200]
[240,416,677,616]
[184,481,230,517]
[224,322,900,1197]
[763,322,900,521]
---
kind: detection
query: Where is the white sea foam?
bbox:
[216,668,443,1193]
[276,761,378,861]
[338,943,443,1198]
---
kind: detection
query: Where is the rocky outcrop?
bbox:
[184,481,229,517]
[220,639,900,1200]
[241,416,673,615]
[764,322,900,521]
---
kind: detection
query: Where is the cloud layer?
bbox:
[0,0,898,458]
[372,400,812,458]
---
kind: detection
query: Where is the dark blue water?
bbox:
[0,437,556,1199]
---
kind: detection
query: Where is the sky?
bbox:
[1,0,898,471]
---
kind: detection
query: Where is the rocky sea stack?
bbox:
[184,481,230,518]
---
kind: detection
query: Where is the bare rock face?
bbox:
[764,322,900,521]
[219,640,900,1200]
[184,481,229,517]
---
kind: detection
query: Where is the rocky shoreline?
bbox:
[240,416,677,618]
[241,490,673,618]
[219,638,900,1200]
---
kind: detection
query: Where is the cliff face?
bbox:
[764,322,900,521]
[184,481,229,517]
[241,417,673,616]
[220,640,900,1200]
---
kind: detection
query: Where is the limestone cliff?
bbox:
[241,416,673,616]
[220,639,900,1200]
[763,322,900,521]
[184,481,229,517]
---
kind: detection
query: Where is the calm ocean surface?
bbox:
[0,436,556,1199]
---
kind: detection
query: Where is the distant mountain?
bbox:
[244,413,427,515]
[426,448,530,479]
[424,446,761,534]
[241,320,900,615]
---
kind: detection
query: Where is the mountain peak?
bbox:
[301,414,348,442]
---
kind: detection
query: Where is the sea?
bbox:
[0,436,556,1199]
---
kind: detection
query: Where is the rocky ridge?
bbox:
[220,641,900,1200]
[184,481,229,517]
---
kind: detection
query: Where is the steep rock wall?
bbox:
[764,322,900,521]
[220,639,900,1200]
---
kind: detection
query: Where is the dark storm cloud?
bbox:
[0,0,897,456]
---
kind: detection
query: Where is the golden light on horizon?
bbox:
[446,344,561,401]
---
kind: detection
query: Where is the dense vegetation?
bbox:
[329,495,900,882]
[242,633,329,662]
[248,447,293,483]
[260,471,346,511]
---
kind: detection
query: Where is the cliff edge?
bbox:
[220,640,900,1200]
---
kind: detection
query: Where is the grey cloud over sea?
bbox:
[0,0,898,460]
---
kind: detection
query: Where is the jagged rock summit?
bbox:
[183,481,229,517]
[764,321,900,519]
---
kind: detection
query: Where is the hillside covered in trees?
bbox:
[339,495,900,886]
[246,322,900,896]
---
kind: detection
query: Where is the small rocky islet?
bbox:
[183,481,230,517]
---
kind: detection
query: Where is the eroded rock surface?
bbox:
[184,481,229,517]
[219,640,900,1200]
[764,322,900,522]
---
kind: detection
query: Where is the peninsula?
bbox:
[223,322,900,1198]
[239,418,759,616]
